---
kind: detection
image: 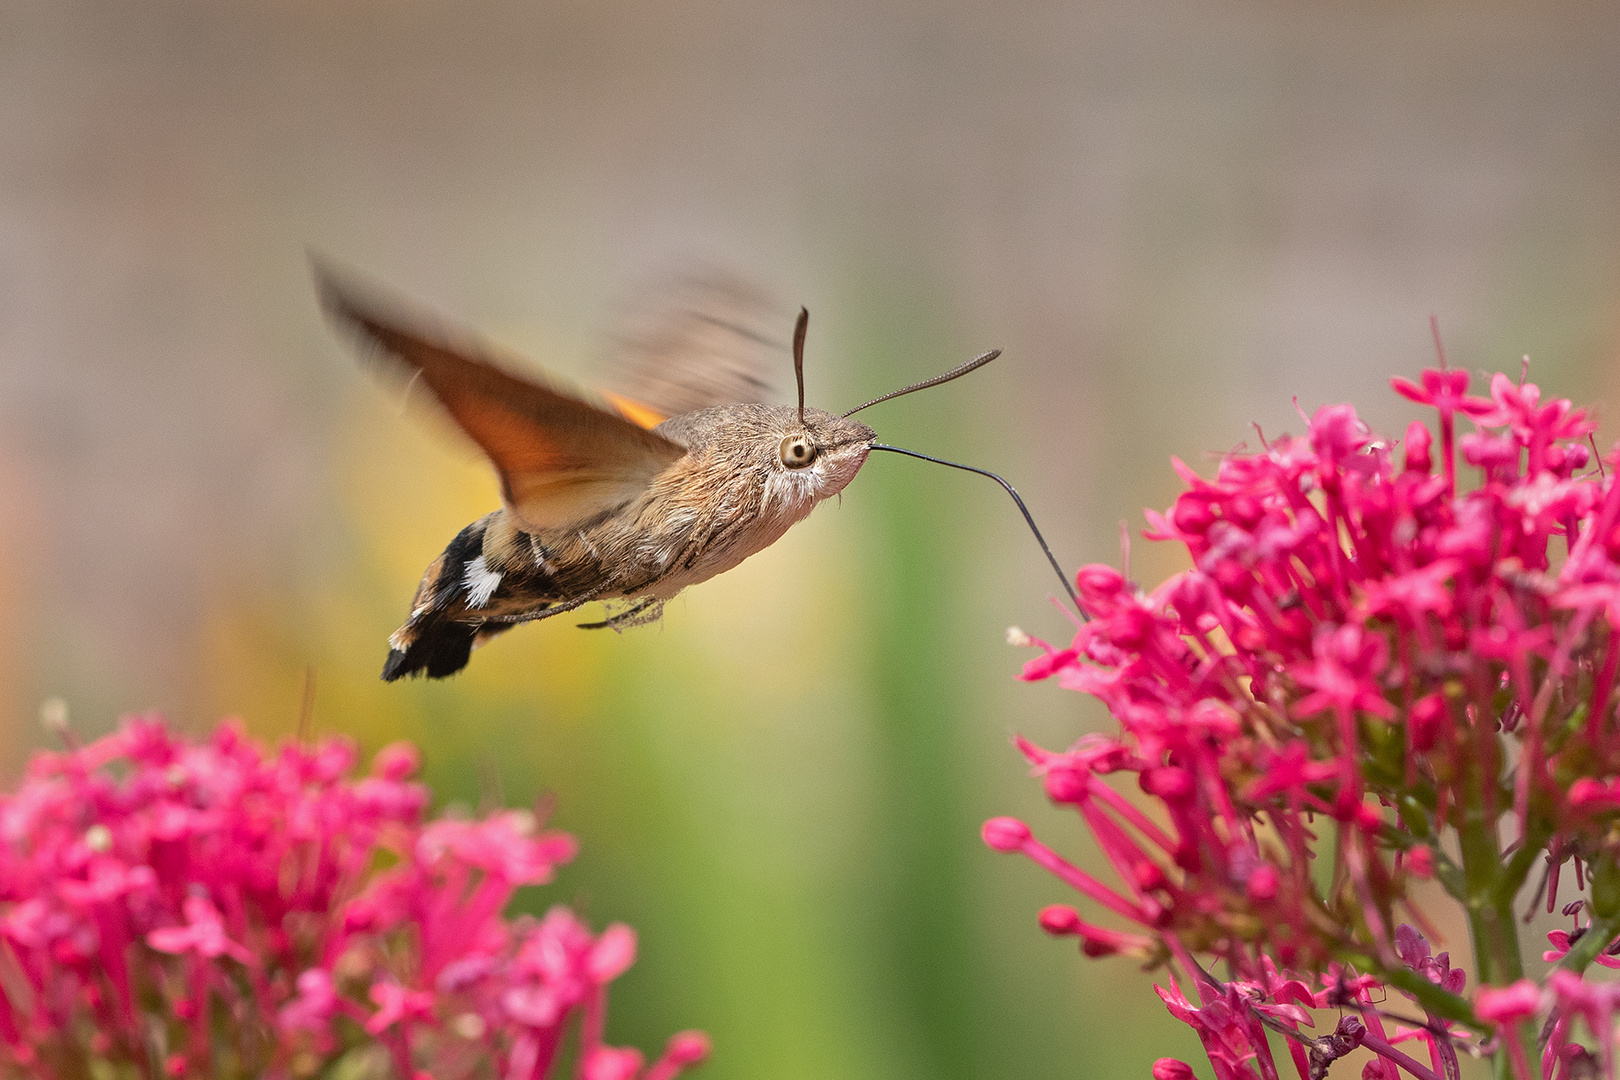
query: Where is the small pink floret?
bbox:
[1245,864,1280,902]
[371,740,420,780]
[582,1046,646,1080]
[587,923,639,984]
[1042,766,1087,803]
[1475,980,1542,1025]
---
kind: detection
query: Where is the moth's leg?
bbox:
[485,592,600,626]
[576,597,664,631]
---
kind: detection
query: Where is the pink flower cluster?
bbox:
[0,716,708,1080]
[992,360,1620,1079]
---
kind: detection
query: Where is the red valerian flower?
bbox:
[993,361,1620,1079]
[0,716,709,1080]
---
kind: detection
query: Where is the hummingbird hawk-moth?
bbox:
[316,264,1075,680]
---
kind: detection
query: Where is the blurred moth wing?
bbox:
[316,267,686,533]
[603,269,785,422]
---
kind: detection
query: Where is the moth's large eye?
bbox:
[779,433,817,469]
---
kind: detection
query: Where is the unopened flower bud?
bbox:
[1171,497,1215,535]
[1350,802,1385,832]
[1139,767,1194,801]
[1075,564,1126,599]
[1409,693,1447,752]
[1403,420,1432,474]
[1109,607,1153,648]
[1134,859,1167,891]
[1043,767,1087,803]
[662,1031,712,1066]
[371,741,419,780]
[1152,1059,1196,1080]
[1080,934,1120,957]
[1226,495,1261,528]
[1038,905,1082,935]
[582,1046,644,1080]
[1246,863,1280,902]
[981,817,1031,852]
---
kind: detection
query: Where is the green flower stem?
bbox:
[1458,819,1524,987]
[1488,823,1551,1080]
[1452,715,1533,1080]
[1489,822,1551,912]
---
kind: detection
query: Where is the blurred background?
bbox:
[4,2,1620,1076]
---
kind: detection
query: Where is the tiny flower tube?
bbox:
[983,817,1158,924]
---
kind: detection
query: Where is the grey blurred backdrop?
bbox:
[3,2,1620,1077]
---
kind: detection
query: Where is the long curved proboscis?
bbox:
[843,349,1002,418]
[868,443,1084,618]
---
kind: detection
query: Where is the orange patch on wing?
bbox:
[602,392,670,431]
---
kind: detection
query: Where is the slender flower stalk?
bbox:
[0,715,709,1080]
[990,360,1620,1079]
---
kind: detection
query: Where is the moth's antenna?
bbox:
[868,443,1084,617]
[793,307,809,426]
[843,349,1002,418]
